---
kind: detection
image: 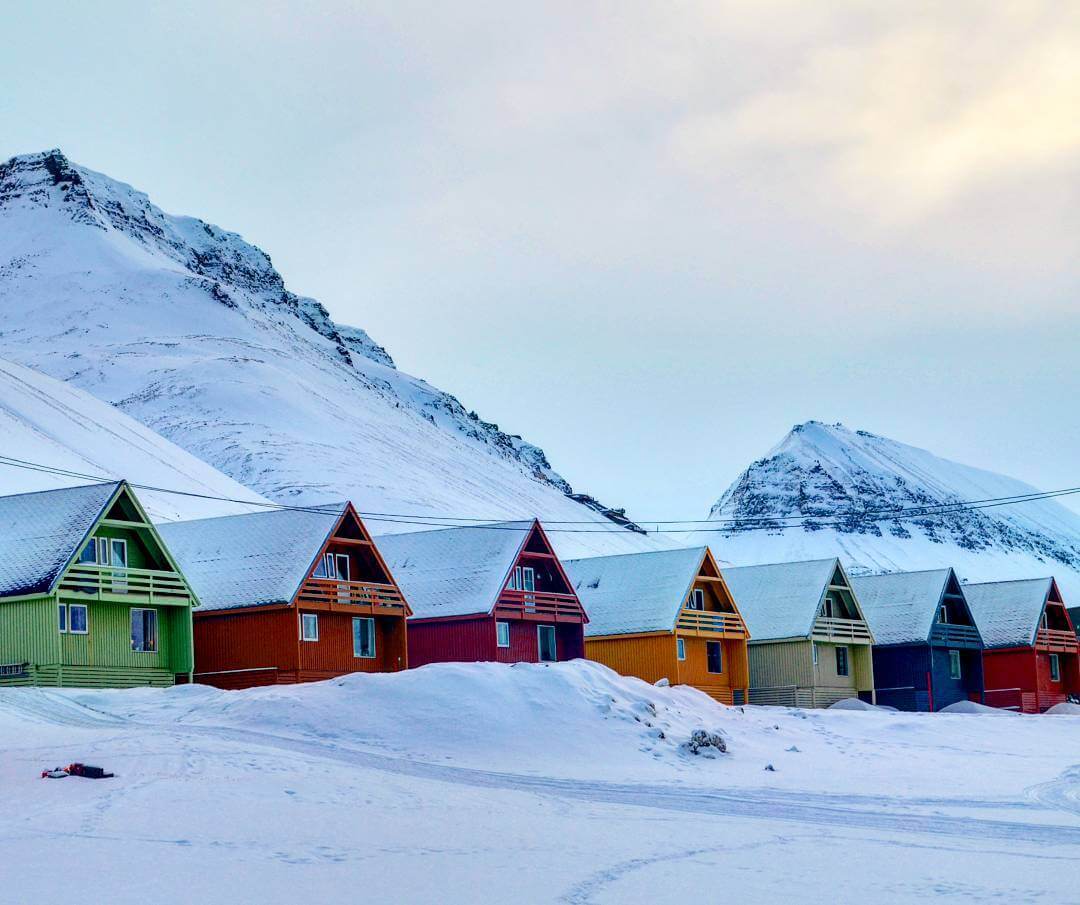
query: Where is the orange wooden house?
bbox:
[564,547,750,703]
[159,503,409,688]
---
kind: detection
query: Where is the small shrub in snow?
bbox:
[764,764,776,772]
[682,729,727,757]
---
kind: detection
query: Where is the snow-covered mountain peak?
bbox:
[703,423,1080,600]
[0,150,654,557]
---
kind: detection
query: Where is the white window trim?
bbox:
[300,612,319,642]
[352,616,376,659]
[689,589,704,611]
[676,637,686,661]
[522,567,535,592]
[948,649,961,680]
[812,642,819,666]
[496,620,510,648]
[68,603,89,636]
[537,625,557,662]
[1049,653,1061,683]
[58,603,67,633]
[939,605,948,624]
[130,607,157,653]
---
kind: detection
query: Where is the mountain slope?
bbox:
[699,421,1080,600]
[0,356,269,521]
[0,149,659,557]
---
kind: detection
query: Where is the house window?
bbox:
[78,542,97,565]
[522,567,535,592]
[706,641,723,674]
[948,649,961,680]
[537,625,557,662]
[352,617,376,658]
[1049,654,1061,683]
[812,642,819,666]
[496,621,510,648]
[1041,612,1049,630]
[300,613,319,642]
[835,646,849,677]
[58,603,67,633]
[130,608,157,653]
[68,604,88,635]
[676,638,686,660]
[688,589,704,611]
[939,605,948,624]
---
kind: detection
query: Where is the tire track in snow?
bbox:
[1025,765,1080,818]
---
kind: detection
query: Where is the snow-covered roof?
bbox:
[374,522,533,619]
[564,547,708,637]
[850,569,957,646]
[0,481,120,599]
[158,505,345,611]
[963,578,1055,649]
[720,558,847,642]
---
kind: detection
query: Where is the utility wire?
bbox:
[0,452,1077,534]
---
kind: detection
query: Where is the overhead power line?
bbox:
[0,452,1077,534]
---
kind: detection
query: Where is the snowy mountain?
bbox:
[0,356,269,521]
[0,149,661,558]
[700,422,1080,600]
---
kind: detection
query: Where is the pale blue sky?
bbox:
[2,1,1078,518]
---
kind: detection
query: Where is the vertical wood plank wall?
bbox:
[585,634,676,686]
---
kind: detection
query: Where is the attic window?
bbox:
[688,589,705,611]
[939,605,948,624]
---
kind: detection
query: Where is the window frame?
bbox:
[706,640,723,674]
[496,620,510,648]
[130,607,157,653]
[352,616,376,659]
[676,637,686,661]
[948,649,961,680]
[58,603,67,633]
[537,624,557,662]
[688,588,705,611]
[812,642,819,666]
[1049,653,1061,683]
[521,566,535,592]
[68,603,89,636]
[300,612,319,642]
[939,604,948,624]
[835,645,849,677]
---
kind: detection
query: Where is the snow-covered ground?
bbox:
[2,661,1078,904]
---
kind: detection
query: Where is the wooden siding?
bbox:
[749,639,875,708]
[298,611,407,675]
[980,648,1079,712]
[410,615,584,668]
[675,635,749,702]
[0,596,55,666]
[872,644,984,711]
[194,607,299,684]
[586,633,677,685]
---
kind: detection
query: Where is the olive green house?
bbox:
[722,558,876,707]
[0,481,197,687]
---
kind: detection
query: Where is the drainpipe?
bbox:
[926,669,934,713]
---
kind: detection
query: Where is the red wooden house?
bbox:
[965,577,1078,712]
[159,503,410,688]
[375,520,586,667]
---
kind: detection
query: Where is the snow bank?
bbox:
[940,700,1019,716]
[1045,702,1080,715]
[828,698,887,712]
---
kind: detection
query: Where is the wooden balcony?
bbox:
[812,616,873,644]
[929,623,982,648]
[296,579,408,616]
[675,609,747,638]
[1036,627,1079,653]
[494,589,583,622]
[59,565,193,606]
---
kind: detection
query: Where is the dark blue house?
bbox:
[851,569,984,711]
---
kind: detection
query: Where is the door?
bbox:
[538,625,557,662]
[110,539,128,594]
[335,553,350,603]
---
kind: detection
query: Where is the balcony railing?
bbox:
[675,609,747,637]
[812,616,873,643]
[1036,628,1079,653]
[59,565,192,605]
[929,623,982,647]
[296,578,407,614]
[495,589,583,621]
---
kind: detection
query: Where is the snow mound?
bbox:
[1045,702,1080,715]
[939,700,1019,715]
[828,698,884,711]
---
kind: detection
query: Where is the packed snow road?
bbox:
[2,662,1079,904]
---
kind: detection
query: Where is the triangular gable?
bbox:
[62,482,200,606]
[673,547,750,637]
[1039,578,1073,640]
[296,502,412,615]
[825,560,871,628]
[499,519,586,621]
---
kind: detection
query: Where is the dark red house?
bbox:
[965,577,1078,712]
[375,520,586,667]
[159,503,410,688]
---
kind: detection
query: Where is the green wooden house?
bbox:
[0,481,197,687]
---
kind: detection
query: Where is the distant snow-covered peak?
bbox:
[702,422,1080,601]
[0,149,654,557]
